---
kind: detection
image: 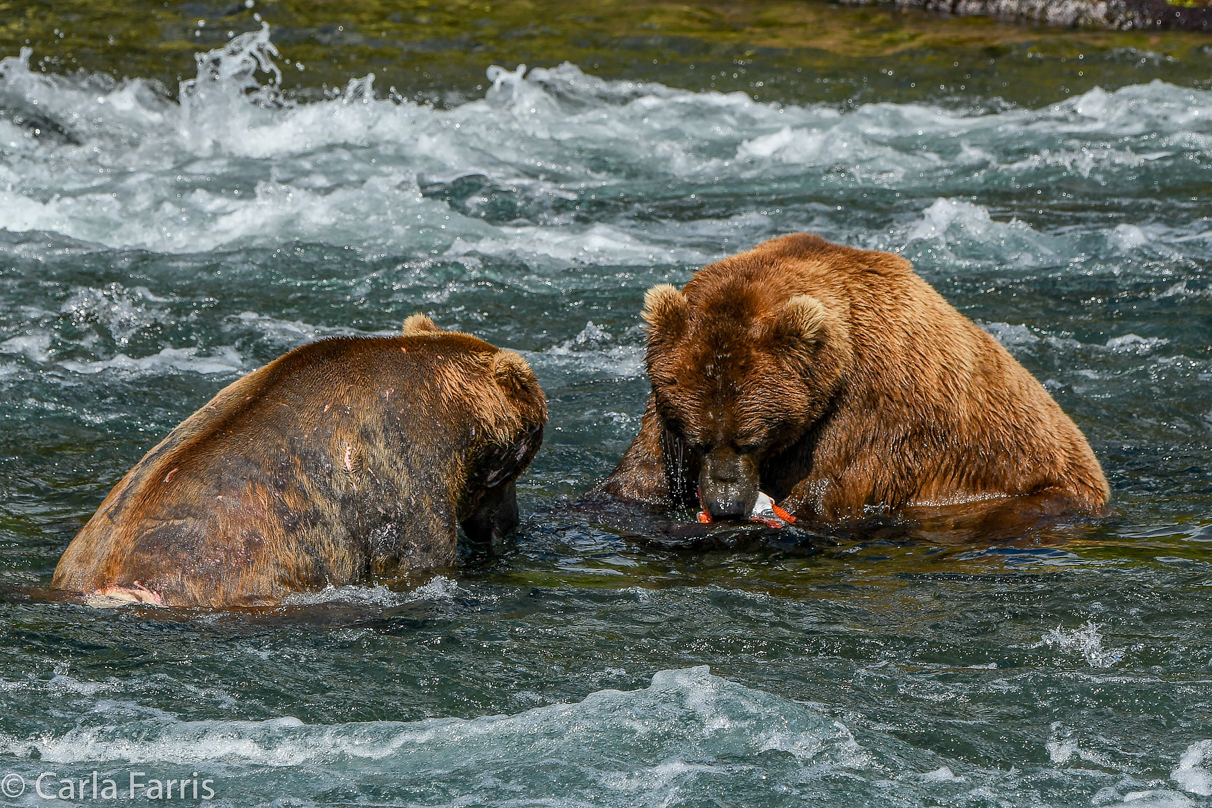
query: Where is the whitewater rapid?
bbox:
[1,25,1209,263]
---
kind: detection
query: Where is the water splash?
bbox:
[178,23,284,155]
[1035,621,1125,668]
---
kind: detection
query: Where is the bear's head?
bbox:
[641,281,851,520]
[402,312,547,505]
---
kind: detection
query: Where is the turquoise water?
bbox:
[1,25,1211,807]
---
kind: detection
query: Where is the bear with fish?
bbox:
[51,234,1107,607]
[595,233,1108,535]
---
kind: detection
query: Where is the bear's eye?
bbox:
[735,441,761,455]
[662,419,702,451]
[669,424,698,448]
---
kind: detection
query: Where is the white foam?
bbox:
[60,284,173,345]
[1156,281,1212,301]
[0,332,52,363]
[736,123,939,183]
[1116,791,1195,807]
[1034,621,1124,668]
[1003,146,1167,180]
[4,33,1210,261]
[532,340,645,380]
[524,320,646,379]
[46,672,111,698]
[1058,81,1210,133]
[1110,223,1150,251]
[446,222,704,268]
[1046,735,1114,767]
[0,667,860,776]
[282,575,462,607]
[224,311,394,346]
[1104,334,1169,354]
[902,199,1059,267]
[1172,740,1212,796]
[59,345,243,377]
[980,322,1041,349]
[280,584,405,607]
[571,321,611,345]
[409,575,462,600]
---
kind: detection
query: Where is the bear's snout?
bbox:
[699,450,759,521]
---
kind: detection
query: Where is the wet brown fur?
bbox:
[596,233,1109,531]
[52,323,546,607]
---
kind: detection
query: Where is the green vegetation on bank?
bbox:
[2,0,1211,106]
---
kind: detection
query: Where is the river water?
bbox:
[0,21,1210,808]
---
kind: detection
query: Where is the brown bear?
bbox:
[595,233,1109,534]
[52,315,546,607]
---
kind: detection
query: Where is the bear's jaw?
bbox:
[698,448,762,521]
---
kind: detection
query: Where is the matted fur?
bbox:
[597,233,1109,529]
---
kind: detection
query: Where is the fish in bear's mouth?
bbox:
[696,490,796,529]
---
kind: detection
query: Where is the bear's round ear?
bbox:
[769,294,830,350]
[491,350,538,394]
[641,284,689,340]
[402,313,440,336]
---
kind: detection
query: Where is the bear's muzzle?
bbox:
[699,450,760,521]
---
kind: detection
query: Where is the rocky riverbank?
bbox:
[1,0,1209,109]
[839,0,1211,30]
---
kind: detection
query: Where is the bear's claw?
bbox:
[83,582,165,608]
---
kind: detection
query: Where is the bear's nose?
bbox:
[698,449,759,520]
[700,472,758,521]
[703,490,749,520]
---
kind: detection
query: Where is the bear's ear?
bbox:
[402,313,440,336]
[491,350,537,394]
[768,294,830,350]
[641,284,689,341]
